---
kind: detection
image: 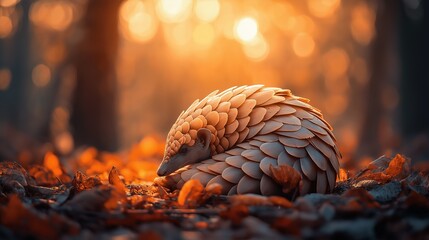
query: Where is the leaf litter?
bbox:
[0,151,429,239]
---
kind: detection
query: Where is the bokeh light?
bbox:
[325,94,348,116]
[322,48,350,81]
[0,16,13,38]
[243,34,270,61]
[192,22,216,49]
[164,23,193,51]
[307,0,341,18]
[351,2,375,45]
[119,0,158,43]
[234,17,259,43]
[292,32,315,57]
[156,0,192,23]
[0,0,19,8]
[0,68,11,90]
[30,0,74,31]
[194,0,220,22]
[269,2,295,33]
[32,64,51,87]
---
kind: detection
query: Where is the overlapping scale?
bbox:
[159,85,341,197]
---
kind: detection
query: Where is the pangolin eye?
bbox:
[179,146,187,154]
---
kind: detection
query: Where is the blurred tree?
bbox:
[357,0,399,158]
[399,0,429,160]
[71,0,123,151]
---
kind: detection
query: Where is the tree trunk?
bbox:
[357,1,399,157]
[71,0,122,151]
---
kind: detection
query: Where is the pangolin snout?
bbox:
[156,162,168,176]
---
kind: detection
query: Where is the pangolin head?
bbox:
[157,90,221,176]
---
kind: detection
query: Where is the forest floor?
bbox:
[1,141,429,239]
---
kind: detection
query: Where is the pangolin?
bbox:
[156,85,341,196]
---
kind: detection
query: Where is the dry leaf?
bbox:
[108,166,127,195]
[177,179,204,208]
[29,165,60,187]
[205,183,223,195]
[43,151,63,177]
[269,164,301,194]
[384,154,410,179]
[1,195,79,239]
[62,185,118,212]
[338,168,348,182]
[72,171,102,193]
[229,194,272,206]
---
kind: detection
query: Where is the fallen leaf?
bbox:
[43,151,63,177]
[0,195,79,239]
[108,166,127,195]
[29,165,61,187]
[72,171,102,193]
[205,183,223,195]
[177,179,204,208]
[269,164,301,194]
[338,168,348,182]
[384,154,410,179]
[229,194,272,206]
[62,185,118,212]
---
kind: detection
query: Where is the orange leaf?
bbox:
[338,168,348,182]
[269,164,301,194]
[177,179,204,208]
[108,166,127,195]
[384,154,410,179]
[43,151,63,177]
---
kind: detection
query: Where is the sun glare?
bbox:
[234,17,259,43]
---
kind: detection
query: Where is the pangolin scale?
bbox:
[156,85,341,196]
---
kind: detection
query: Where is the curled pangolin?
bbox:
[156,85,341,196]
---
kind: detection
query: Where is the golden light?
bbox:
[307,0,341,18]
[120,0,144,19]
[243,34,270,61]
[194,0,220,22]
[119,0,157,43]
[129,12,157,42]
[351,2,375,45]
[32,64,51,87]
[0,68,11,90]
[139,135,164,157]
[164,23,193,53]
[0,16,13,38]
[325,94,348,116]
[217,1,235,39]
[0,0,19,7]
[193,23,216,49]
[292,32,315,57]
[322,48,350,81]
[270,2,296,33]
[234,17,259,43]
[292,15,315,34]
[156,0,192,23]
[30,1,74,31]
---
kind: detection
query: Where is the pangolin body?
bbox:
[156,85,341,196]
